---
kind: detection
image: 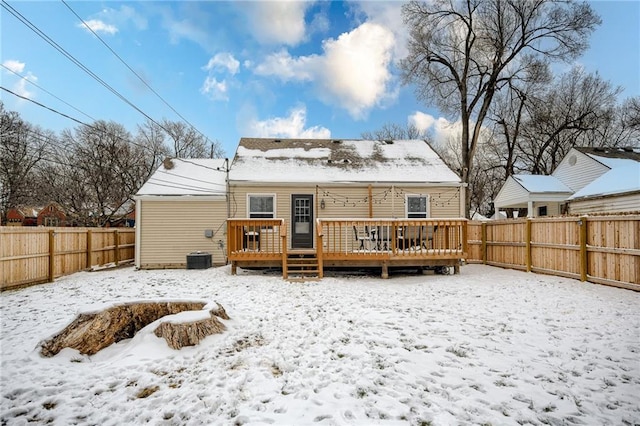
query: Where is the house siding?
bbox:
[494,178,529,207]
[553,149,609,191]
[138,199,227,268]
[229,183,461,246]
[569,192,640,215]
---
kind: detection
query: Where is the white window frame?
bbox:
[405,194,430,218]
[247,193,276,218]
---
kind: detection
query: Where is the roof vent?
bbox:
[274,139,281,143]
[332,139,342,144]
[342,158,351,164]
[163,158,175,170]
[624,147,633,152]
[384,140,394,144]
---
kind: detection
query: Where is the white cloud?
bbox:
[200,77,228,101]
[2,60,37,100]
[203,53,240,75]
[2,59,25,73]
[77,19,118,35]
[254,50,316,82]
[408,112,460,147]
[243,1,311,46]
[320,22,395,118]
[351,2,408,60]
[408,111,436,133]
[253,22,396,119]
[246,105,331,139]
[96,5,147,31]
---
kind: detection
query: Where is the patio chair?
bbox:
[376,225,391,251]
[353,225,373,250]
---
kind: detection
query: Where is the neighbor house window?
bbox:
[248,194,275,218]
[406,194,429,218]
[538,206,548,217]
[44,217,59,227]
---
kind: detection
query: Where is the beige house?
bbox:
[228,138,464,250]
[134,158,228,269]
[135,138,466,274]
[494,147,640,218]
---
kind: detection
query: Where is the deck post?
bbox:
[381,260,388,279]
[281,229,288,279]
[317,233,324,279]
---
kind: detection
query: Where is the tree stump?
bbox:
[40,301,229,356]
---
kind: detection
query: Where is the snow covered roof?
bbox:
[569,161,640,200]
[513,175,572,193]
[229,138,461,184]
[576,146,640,166]
[136,158,227,196]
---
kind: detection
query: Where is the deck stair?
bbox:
[285,252,320,281]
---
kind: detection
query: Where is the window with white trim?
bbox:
[406,194,429,218]
[248,194,275,218]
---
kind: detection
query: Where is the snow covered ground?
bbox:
[1,264,638,425]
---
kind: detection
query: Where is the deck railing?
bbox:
[227,218,287,261]
[317,218,467,260]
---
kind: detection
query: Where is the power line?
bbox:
[1,85,89,127]
[59,0,215,148]
[0,63,97,122]
[2,87,229,177]
[1,0,171,135]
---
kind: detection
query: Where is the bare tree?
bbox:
[0,103,48,223]
[57,121,146,226]
[360,122,427,140]
[160,119,224,158]
[518,67,621,174]
[487,60,551,180]
[400,0,600,217]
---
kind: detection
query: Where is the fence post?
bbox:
[579,216,588,282]
[114,229,120,266]
[526,219,532,272]
[481,222,487,264]
[86,229,93,269]
[48,230,55,282]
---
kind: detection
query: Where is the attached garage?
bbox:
[135,159,228,269]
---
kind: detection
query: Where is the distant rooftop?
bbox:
[576,146,640,163]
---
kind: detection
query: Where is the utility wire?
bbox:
[2,88,228,178]
[59,0,215,148]
[1,0,171,136]
[0,63,97,123]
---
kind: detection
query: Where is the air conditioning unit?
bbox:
[186,252,212,269]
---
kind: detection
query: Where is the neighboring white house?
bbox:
[494,147,640,218]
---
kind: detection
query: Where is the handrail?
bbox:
[317,218,467,259]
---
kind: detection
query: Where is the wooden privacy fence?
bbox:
[467,216,640,291]
[1,227,135,290]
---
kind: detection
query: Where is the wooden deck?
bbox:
[227,218,468,279]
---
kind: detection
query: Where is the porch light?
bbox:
[320,199,325,209]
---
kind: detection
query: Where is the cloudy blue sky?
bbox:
[1,1,639,157]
